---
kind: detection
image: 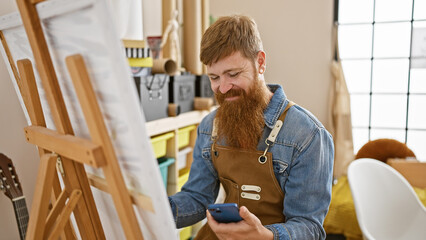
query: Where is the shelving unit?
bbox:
[146,109,212,196]
[146,109,213,239]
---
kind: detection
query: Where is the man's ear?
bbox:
[257,51,266,73]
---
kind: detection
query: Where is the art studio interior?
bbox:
[0,0,425,239]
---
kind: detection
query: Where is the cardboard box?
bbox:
[387,158,426,188]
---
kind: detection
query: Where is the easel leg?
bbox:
[45,189,69,237]
[48,189,82,240]
[25,153,57,240]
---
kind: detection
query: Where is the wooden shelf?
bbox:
[145,109,213,137]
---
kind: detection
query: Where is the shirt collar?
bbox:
[264,84,288,129]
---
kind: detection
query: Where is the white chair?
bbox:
[347,158,426,240]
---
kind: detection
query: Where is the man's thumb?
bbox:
[240,206,251,220]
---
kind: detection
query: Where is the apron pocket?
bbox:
[220,177,240,205]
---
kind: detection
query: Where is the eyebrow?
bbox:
[208,67,243,76]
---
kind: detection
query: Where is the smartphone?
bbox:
[207,203,243,223]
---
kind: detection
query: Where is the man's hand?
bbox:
[206,206,274,240]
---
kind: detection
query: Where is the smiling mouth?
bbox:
[225,96,240,101]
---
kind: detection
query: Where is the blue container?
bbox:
[157,157,175,189]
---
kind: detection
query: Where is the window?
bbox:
[338,0,426,161]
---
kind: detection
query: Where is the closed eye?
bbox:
[229,72,241,78]
[209,75,219,81]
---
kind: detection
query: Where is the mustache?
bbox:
[215,88,245,103]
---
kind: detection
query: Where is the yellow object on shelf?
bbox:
[122,39,146,48]
[178,125,196,149]
[128,57,153,67]
[178,168,190,191]
[150,132,175,158]
[178,168,192,239]
[179,226,192,240]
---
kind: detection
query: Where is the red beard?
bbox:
[215,76,270,150]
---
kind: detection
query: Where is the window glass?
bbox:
[352,128,369,154]
[338,0,374,23]
[372,59,409,93]
[350,94,370,127]
[371,94,407,128]
[410,69,426,93]
[373,22,412,58]
[342,60,371,93]
[375,0,413,22]
[413,0,426,20]
[407,130,426,161]
[370,128,406,143]
[339,24,373,59]
[339,0,426,156]
[411,21,426,68]
[408,95,426,129]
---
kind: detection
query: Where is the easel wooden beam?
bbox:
[24,126,106,168]
[48,189,81,240]
[0,31,22,92]
[66,54,144,239]
[16,0,74,134]
[87,174,154,213]
[31,0,45,4]
[45,189,68,234]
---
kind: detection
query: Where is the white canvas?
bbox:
[0,0,177,239]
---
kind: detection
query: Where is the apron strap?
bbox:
[212,118,218,139]
[265,100,296,144]
[279,101,296,122]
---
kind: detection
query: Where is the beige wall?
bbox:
[0,0,333,238]
[209,0,334,127]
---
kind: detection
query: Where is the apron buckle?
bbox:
[258,155,267,164]
[258,140,271,164]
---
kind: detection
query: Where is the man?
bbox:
[169,15,334,240]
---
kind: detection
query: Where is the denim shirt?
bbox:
[169,84,334,240]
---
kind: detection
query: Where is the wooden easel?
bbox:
[0,0,153,239]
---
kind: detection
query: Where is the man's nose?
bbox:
[219,80,233,94]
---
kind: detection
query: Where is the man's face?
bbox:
[207,51,270,150]
[207,51,257,102]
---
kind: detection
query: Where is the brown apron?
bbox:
[194,101,295,240]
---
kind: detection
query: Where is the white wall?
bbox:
[0,2,40,240]
[0,0,333,238]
